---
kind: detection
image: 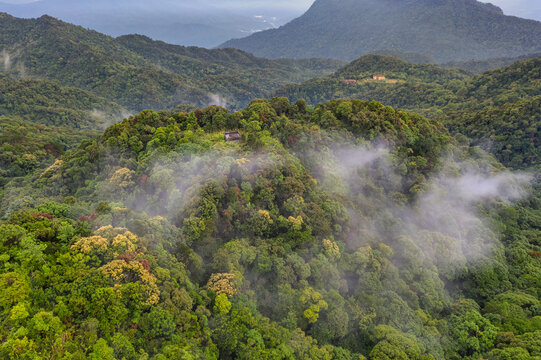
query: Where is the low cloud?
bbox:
[2,50,11,72]
[305,141,532,268]
[208,93,227,108]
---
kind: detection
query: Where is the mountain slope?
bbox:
[220,0,541,62]
[0,12,342,111]
[0,73,125,129]
[0,116,99,185]
[274,54,473,112]
[444,96,541,168]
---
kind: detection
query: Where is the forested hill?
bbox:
[0,74,125,129]
[334,55,472,84]
[0,12,342,111]
[1,97,540,359]
[219,0,541,62]
[275,55,541,169]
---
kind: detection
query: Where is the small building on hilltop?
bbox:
[225,131,242,142]
[342,79,358,84]
[373,74,386,81]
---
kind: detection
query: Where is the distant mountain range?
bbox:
[0,0,301,48]
[0,12,342,112]
[220,0,541,62]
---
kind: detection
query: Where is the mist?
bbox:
[1,49,10,72]
[115,136,535,272]
[208,94,228,108]
[304,141,533,275]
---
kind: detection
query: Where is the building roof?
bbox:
[225,131,241,142]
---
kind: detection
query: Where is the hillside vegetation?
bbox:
[1,5,541,360]
[0,74,125,129]
[276,55,541,169]
[442,53,541,74]
[0,12,342,111]
[0,116,100,186]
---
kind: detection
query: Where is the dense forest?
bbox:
[275,55,541,169]
[441,53,541,74]
[0,117,100,186]
[1,96,540,359]
[0,74,125,129]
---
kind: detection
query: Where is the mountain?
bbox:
[0,12,343,111]
[2,4,541,359]
[220,0,541,62]
[274,54,473,111]
[333,55,472,84]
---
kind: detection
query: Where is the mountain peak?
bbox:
[220,0,540,62]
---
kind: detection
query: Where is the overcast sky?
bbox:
[1,0,540,20]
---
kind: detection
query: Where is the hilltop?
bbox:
[1,96,540,359]
[220,0,541,62]
[275,55,541,168]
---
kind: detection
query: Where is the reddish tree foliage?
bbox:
[119,252,135,263]
[140,259,150,271]
[287,136,299,145]
[78,213,98,222]
[44,144,60,157]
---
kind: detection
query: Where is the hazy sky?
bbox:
[1,0,539,48]
[1,0,540,20]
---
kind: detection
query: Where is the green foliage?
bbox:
[447,310,498,358]
[442,96,541,169]
[0,13,342,112]
[0,116,99,185]
[442,53,541,74]
[0,95,540,360]
[0,74,124,128]
[276,56,541,169]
